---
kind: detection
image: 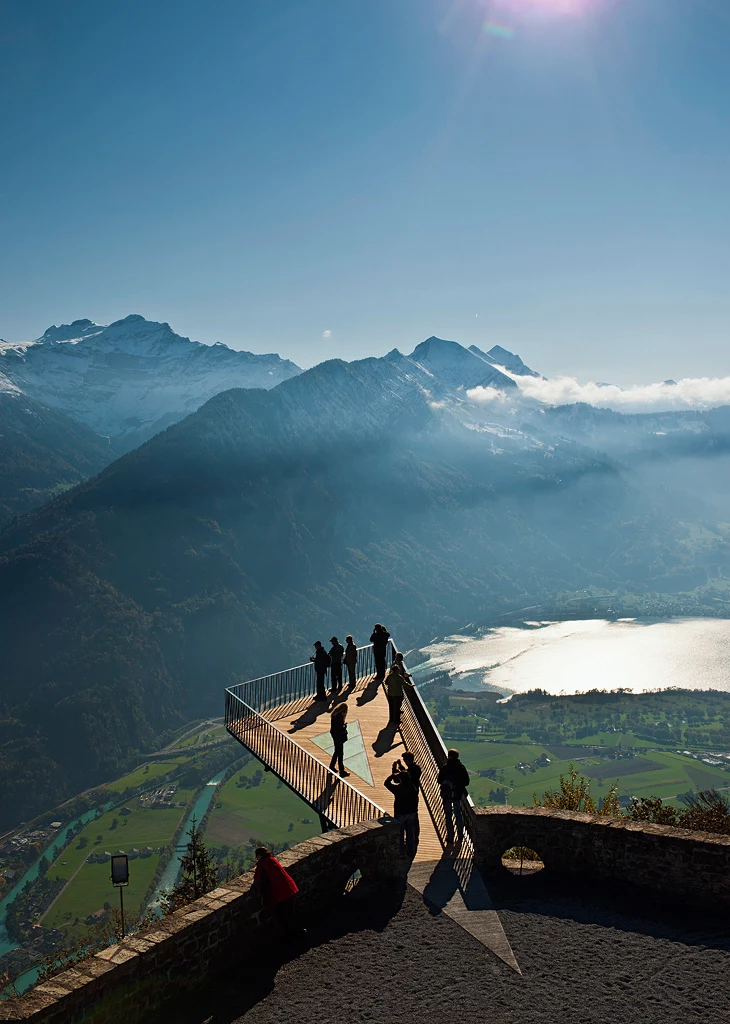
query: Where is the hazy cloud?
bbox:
[468,375,730,413]
[322,329,332,339]
[467,386,510,403]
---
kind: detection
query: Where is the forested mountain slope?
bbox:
[1,345,728,826]
[0,387,114,527]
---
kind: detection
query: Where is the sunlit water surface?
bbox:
[410,618,730,696]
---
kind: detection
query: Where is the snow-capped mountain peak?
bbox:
[409,336,517,391]
[469,343,541,379]
[2,315,302,448]
[38,319,105,344]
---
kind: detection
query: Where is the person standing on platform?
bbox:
[384,659,413,726]
[328,702,350,777]
[329,636,344,695]
[344,635,358,688]
[438,748,470,846]
[370,623,391,680]
[402,751,422,848]
[393,651,411,682]
[254,847,306,942]
[310,641,330,701]
[384,760,419,858]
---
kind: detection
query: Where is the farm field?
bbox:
[104,760,186,794]
[425,685,730,810]
[453,740,730,809]
[42,785,198,939]
[169,721,227,750]
[204,759,319,852]
[44,858,159,939]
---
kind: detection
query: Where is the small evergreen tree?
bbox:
[160,817,218,913]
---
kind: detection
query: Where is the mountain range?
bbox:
[0,314,301,448]
[1,317,729,827]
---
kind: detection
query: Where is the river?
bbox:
[2,769,226,994]
[0,808,101,961]
[410,617,730,696]
[148,769,227,910]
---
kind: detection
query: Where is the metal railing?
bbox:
[227,643,379,723]
[225,687,385,828]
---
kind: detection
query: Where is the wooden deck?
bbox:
[264,673,445,863]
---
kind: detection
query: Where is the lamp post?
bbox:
[110,854,129,938]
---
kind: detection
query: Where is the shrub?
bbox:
[533,763,619,816]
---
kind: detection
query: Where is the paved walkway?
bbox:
[263,675,521,969]
[172,874,730,1024]
[408,854,520,973]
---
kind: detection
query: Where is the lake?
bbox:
[409,618,730,696]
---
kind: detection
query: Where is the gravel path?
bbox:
[172,873,730,1024]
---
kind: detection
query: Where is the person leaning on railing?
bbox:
[384,657,413,726]
[254,847,308,944]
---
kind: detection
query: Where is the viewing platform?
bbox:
[225,642,448,861]
[224,641,520,970]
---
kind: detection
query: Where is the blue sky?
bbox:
[1,0,728,383]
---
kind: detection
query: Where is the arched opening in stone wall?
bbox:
[501,845,544,876]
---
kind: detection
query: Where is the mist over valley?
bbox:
[1,318,729,827]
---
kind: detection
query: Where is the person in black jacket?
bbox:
[437,748,470,845]
[328,702,350,777]
[343,636,358,688]
[329,637,344,696]
[370,623,391,680]
[384,760,419,857]
[310,641,330,701]
[402,751,422,848]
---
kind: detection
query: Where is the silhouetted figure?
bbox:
[438,748,470,846]
[328,702,349,777]
[344,635,358,688]
[402,751,422,848]
[393,651,411,679]
[370,623,391,680]
[384,661,413,726]
[384,760,419,857]
[310,641,330,701]
[329,636,344,695]
[254,847,306,942]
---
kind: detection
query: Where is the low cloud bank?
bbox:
[468,375,730,413]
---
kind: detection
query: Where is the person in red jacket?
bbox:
[254,847,306,941]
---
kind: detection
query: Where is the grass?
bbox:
[562,732,656,749]
[45,857,159,939]
[104,760,185,794]
[204,760,320,851]
[162,721,227,751]
[448,741,546,772]
[41,787,197,936]
[461,742,730,809]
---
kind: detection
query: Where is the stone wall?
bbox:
[472,806,730,906]
[0,819,400,1024]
